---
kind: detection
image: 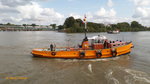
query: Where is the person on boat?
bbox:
[78,44,82,48]
[81,36,89,49]
[97,35,102,43]
[50,44,53,51]
[104,40,108,49]
[53,43,56,51]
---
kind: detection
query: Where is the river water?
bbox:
[0,31,150,84]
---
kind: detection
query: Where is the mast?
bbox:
[85,20,87,38]
[81,14,89,49]
[84,14,87,38]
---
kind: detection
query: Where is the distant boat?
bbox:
[107,30,120,34]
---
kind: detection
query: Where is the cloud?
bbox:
[131,0,150,18]
[0,0,150,27]
[0,0,50,7]
[133,7,150,26]
[93,9,131,24]
[130,0,150,26]
[0,3,19,14]
[17,2,64,24]
[0,1,64,25]
[69,13,82,19]
[68,8,131,25]
[69,12,93,20]
[0,0,31,7]
[130,0,150,6]
[107,0,114,7]
[133,7,150,18]
[95,8,116,18]
[17,2,43,20]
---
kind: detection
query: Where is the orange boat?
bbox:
[31,35,134,59]
[31,16,134,59]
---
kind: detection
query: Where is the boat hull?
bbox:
[31,43,133,59]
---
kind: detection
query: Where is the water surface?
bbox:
[0,31,150,84]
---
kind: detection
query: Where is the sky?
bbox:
[0,0,150,26]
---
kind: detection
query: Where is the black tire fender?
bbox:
[51,52,56,56]
[111,48,117,57]
[96,50,102,58]
[79,51,85,58]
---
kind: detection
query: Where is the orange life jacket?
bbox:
[82,41,89,49]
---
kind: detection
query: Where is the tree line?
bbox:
[0,23,56,30]
[58,16,150,33]
[0,23,55,31]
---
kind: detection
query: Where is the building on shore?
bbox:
[0,24,53,31]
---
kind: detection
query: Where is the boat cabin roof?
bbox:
[88,35,107,40]
[88,35,107,43]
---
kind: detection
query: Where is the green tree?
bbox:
[31,24,36,28]
[131,21,141,28]
[6,23,11,25]
[61,16,148,33]
[64,17,75,28]
[23,24,27,28]
[58,25,64,30]
[117,22,130,31]
[50,24,56,30]
[131,21,144,31]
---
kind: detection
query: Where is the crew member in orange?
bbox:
[82,37,89,49]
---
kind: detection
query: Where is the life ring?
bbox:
[111,48,117,57]
[79,51,85,58]
[96,50,102,58]
[51,52,56,56]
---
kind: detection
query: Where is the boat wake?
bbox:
[55,56,122,62]
[105,69,120,84]
[88,64,93,73]
[124,69,150,84]
[105,66,150,84]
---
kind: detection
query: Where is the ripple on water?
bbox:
[54,56,124,63]
[105,69,120,84]
[124,69,150,84]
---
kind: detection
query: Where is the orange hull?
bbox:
[31,43,133,59]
